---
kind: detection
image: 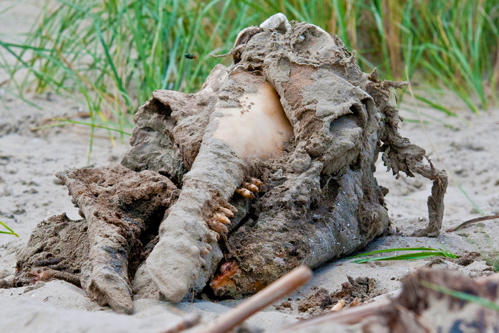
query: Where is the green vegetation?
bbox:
[421,280,499,311]
[349,247,458,263]
[0,0,497,134]
[0,220,19,237]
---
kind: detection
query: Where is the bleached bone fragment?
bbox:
[260,13,291,33]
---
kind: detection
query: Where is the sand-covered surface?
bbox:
[1,1,498,332]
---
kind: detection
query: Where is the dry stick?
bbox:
[446,215,499,232]
[199,266,313,333]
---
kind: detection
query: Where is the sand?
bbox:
[1,1,498,332]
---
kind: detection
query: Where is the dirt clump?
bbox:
[14,213,89,287]
[298,288,332,313]
[330,276,379,304]
[295,276,379,318]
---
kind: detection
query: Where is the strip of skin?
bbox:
[146,69,293,303]
[57,171,135,313]
[55,166,179,313]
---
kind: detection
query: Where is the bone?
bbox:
[331,300,345,312]
[212,71,293,160]
[260,12,291,33]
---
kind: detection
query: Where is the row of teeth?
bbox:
[206,177,263,238]
[235,177,263,199]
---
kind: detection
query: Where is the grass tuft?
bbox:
[349,247,458,264]
[0,0,496,133]
[0,221,19,238]
[421,280,499,311]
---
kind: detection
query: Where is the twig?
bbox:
[199,265,313,333]
[446,215,499,232]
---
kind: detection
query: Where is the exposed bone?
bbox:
[331,300,345,312]
[260,12,291,33]
[212,76,294,160]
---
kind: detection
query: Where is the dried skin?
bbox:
[14,213,89,287]
[15,165,177,313]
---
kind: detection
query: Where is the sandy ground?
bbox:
[1,2,498,332]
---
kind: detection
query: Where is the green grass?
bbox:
[0,221,19,237]
[0,0,497,135]
[421,280,499,312]
[349,247,458,264]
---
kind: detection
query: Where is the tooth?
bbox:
[214,213,231,224]
[200,244,212,255]
[219,207,234,217]
[224,204,238,214]
[207,230,219,242]
[244,182,259,192]
[212,222,228,233]
[236,188,255,199]
[250,177,263,186]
